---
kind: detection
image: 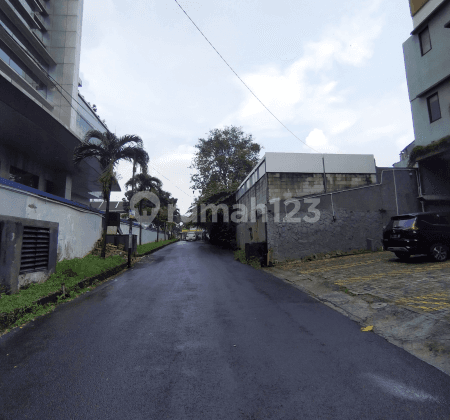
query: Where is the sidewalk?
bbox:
[263,251,450,376]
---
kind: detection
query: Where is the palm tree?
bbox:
[124,170,163,245]
[73,129,149,258]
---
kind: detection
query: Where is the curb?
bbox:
[0,239,179,332]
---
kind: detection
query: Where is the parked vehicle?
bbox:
[382,211,450,262]
[185,232,197,242]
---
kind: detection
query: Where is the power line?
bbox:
[149,164,193,197]
[173,0,321,154]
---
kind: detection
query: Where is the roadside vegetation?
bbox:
[233,249,262,270]
[0,239,177,334]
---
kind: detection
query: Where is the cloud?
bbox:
[227,0,386,142]
[304,129,340,153]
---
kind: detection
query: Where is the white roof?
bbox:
[265,152,376,174]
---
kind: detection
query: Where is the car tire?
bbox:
[429,243,448,262]
[394,252,410,261]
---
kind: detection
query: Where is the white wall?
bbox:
[0,185,102,262]
[119,221,159,244]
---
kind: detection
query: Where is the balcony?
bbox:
[33,11,47,32]
[30,0,48,16]
[0,0,55,65]
[9,0,39,30]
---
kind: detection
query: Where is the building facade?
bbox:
[0,0,122,292]
[0,0,119,206]
[236,153,421,262]
[399,0,450,210]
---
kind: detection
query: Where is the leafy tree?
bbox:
[122,173,180,242]
[190,125,261,195]
[123,170,163,245]
[73,129,149,258]
[188,125,262,248]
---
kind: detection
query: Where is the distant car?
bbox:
[185,232,197,242]
[383,211,450,261]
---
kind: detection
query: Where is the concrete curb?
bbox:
[0,240,179,332]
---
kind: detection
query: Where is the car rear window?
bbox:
[393,217,416,228]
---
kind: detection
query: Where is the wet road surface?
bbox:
[1,241,450,419]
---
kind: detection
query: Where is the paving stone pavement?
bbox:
[263,251,450,376]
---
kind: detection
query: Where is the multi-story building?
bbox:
[0,0,119,206]
[398,0,450,210]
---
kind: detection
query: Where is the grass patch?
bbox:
[233,249,261,270]
[0,239,178,316]
[339,286,357,296]
[136,238,177,255]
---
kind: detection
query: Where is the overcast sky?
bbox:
[79,0,415,215]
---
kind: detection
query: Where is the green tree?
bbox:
[73,129,149,258]
[190,125,261,195]
[123,170,163,245]
[188,126,262,248]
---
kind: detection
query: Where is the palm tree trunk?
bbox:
[101,180,112,259]
[139,200,142,246]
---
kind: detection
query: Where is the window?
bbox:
[419,26,432,55]
[393,217,416,229]
[9,165,39,189]
[427,93,441,123]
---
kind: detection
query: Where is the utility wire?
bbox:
[174,0,321,154]
[149,164,193,197]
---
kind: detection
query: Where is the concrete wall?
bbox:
[236,168,422,262]
[118,221,159,244]
[409,79,450,146]
[46,0,85,131]
[0,184,102,262]
[403,0,450,103]
[403,0,450,147]
[266,196,384,261]
[266,169,422,261]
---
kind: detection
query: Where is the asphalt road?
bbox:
[1,241,450,419]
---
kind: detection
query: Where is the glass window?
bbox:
[419,27,432,55]
[427,93,441,123]
[393,217,416,228]
[0,45,9,63]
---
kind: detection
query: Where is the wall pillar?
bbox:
[65,173,72,200]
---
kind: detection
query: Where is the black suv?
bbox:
[383,211,450,261]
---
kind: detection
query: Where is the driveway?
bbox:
[1,243,450,419]
[265,251,450,376]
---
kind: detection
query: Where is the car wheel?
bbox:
[429,243,448,262]
[394,252,410,261]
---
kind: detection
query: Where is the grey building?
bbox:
[0,0,120,206]
[398,0,450,210]
[236,153,421,262]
